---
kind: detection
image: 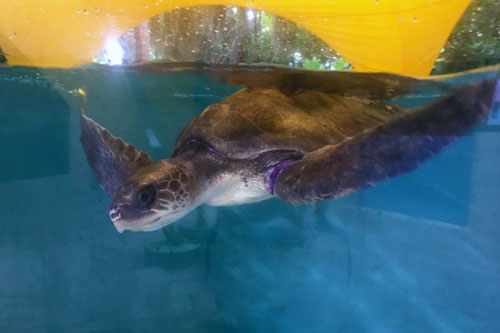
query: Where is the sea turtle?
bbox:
[78,65,499,233]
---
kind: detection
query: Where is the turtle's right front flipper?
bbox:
[77,90,153,195]
[274,79,499,205]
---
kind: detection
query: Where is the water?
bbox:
[1,65,499,332]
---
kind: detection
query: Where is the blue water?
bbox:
[0,66,499,332]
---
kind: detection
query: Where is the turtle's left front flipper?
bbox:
[76,90,153,195]
[274,79,499,205]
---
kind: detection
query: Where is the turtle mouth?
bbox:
[108,203,164,232]
[109,207,121,222]
[112,215,163,233]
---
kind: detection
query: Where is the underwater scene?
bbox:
[1,1,500,332]
[1,63,499,332]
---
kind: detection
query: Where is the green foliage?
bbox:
[302,56,351,70]
[109,6,351,70]
[331,57,350,70]
[432,0,500,74]
[303,57,325,70]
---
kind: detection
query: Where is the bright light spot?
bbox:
[246,9,255,21]
[232,7,238,14]
[103,38,124,65]
[293,52,302,61]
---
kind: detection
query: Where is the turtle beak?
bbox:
[109,207,121,222]
[109,207,125,233]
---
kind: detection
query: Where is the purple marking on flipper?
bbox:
[266,160,294,195]
[487,80,500,124]
[492,79,500,111]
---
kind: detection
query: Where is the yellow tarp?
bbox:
[0,0,471,75]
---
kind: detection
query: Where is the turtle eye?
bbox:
[136,184,156,208]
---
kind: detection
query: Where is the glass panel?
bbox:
[0,2,499,332]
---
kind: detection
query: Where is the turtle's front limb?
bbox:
[274,79,499,205]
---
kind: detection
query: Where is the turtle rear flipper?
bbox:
[274,79,499,205]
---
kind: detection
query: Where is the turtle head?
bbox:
[109,160,199,233]
[78,101,200,233]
